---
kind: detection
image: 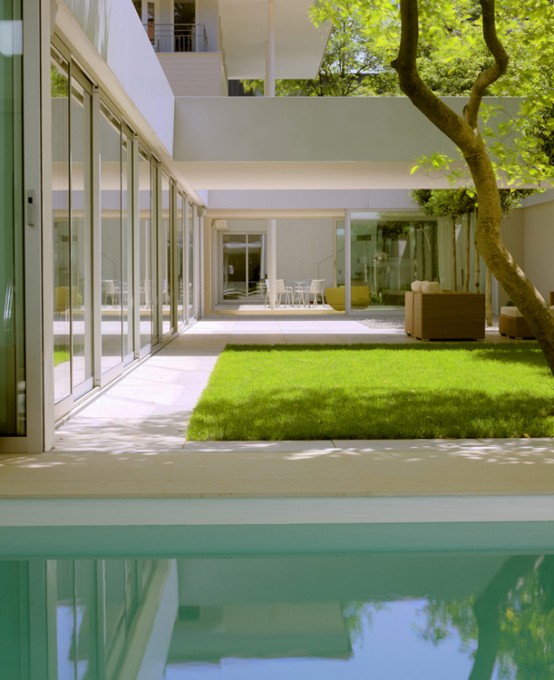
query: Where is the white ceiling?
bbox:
[173,160,469,191]
[218,0,332,78]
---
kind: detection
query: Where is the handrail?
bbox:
[149,23,208,53]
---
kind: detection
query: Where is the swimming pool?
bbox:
[1,497,554,679]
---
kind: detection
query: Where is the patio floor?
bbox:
[1,311,554,517]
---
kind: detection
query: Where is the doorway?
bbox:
[220,233,266,303]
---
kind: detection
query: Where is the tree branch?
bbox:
[391,0,472,151]
[465,0,509,128]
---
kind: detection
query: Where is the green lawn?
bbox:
[54,349,70,367]
[187,343,554,440]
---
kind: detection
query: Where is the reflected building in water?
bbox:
[2,550,553,679]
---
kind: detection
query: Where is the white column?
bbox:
[141,0,148,28]
[268,219,277,308]
[344,211,352,314]
[264,0,276,97]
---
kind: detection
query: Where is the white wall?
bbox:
[523,196,554,302]
[196,0,220,51]
[276,219,335,289]
[174,97,522,164]
[157,53,226,95]
[206,189,417,211]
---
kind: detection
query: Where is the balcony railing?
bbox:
[149,23,208,53]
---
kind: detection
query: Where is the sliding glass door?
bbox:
[338,212,438,308]
[0,0,24,434]
[221,233,265,303]
[51,48,94,411]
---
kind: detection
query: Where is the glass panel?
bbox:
[150,162,159,344]
[222,234,247,300]
[247,234,263,299]
[121,131,134,360]
[176,193,184,324]
[70,75,92,392]
[138,149,152,350]
[0,2,24,434]
[100,104,123,374]
[221,233,265,303]
[51,50,71,404]
[0,0,26,435]
[187,202,195,318]
[160,174,172,336]
[335,220,346,288]
[347,213,438,307]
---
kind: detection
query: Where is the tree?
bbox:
[242,1,398,96]
[421,555,554,679]
[389,0,554,374]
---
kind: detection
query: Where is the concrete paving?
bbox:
[1,313,553,504]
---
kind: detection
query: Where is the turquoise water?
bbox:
[2,523,554,679]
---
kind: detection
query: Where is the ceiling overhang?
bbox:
[173,161,469,191]
[218,0,332,79]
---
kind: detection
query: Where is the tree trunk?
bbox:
[392,0,554,375]
[470,144,554,359]
[469,556,537,680]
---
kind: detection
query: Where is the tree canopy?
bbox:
[242,2,397,96]
[309,0,553,185]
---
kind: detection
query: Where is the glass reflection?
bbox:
[2,551,554,679]
[51,51,71,404]
[70,76,93,393]
[222,233,265,302]
[344,213,438,306]
[52,53,94,405]
[161,173,172,336]
[122,131,134,360]
[187,201,195,319]
[138,148,153,350]
[176,193,184,325]
[100,104,123,374]
[0,0,24,435]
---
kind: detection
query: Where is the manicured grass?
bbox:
[54,349,70,367]
[187,343,554,440]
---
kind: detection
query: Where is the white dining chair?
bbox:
[305,279,325,306]
[265,279,293,307]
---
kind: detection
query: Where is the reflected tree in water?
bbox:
[419,556,554,679]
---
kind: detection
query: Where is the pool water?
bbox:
[2,522,554,679]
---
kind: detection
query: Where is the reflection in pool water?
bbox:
[2,547,554,679]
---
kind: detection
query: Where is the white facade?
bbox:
[0,0,552,452]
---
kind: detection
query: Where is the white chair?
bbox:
[265,279,292,307]
[103,280,118,306]
[305,279,325,306]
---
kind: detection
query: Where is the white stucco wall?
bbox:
[174,97,522,164]
[276,219,335,289]
[523,195,554,302]
[206,189,417,211]
[197,0,220,52]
